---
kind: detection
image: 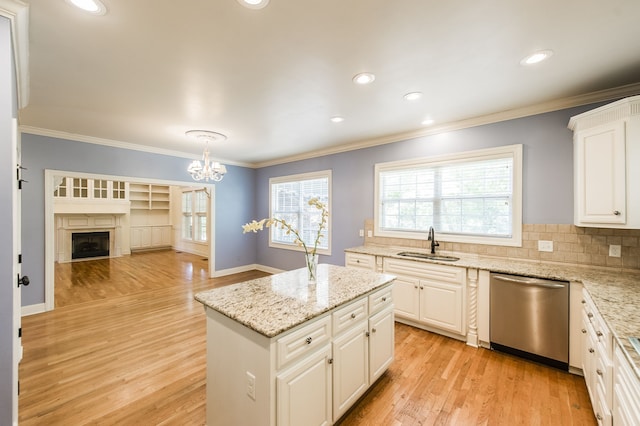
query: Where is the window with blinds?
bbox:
[375,145,522,246]
[269,170,331,254]
[182,189,209,242]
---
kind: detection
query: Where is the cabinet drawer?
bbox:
[345,252,376,271]
[333,298,368,336]
[277,316,332,369]
[383,257,464,284]
[368,285,393,314]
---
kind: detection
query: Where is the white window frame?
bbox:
[268,170,332,255]
[182,189,208,244]
[374,144,523,247]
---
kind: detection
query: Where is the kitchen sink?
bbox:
[396,251,460,262]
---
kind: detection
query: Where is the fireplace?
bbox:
[72,231,110,259]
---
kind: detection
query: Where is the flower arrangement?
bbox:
[242,197,328,281]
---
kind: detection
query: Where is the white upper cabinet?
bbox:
[569,95,640,228]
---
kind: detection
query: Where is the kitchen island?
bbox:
[195,264,396,426]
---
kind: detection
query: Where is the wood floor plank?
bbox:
[20,251,595,425]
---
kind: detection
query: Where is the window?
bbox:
[93,179,108,199]
[112,181,126,199]
[375,145,522,246]
[182,189,208,242]
[269,170,331,254]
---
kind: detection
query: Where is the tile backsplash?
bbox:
[363,220,640,271]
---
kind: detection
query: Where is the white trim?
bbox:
[268,170,332,256]
[44,169,217,311]
[0,0,29,109]
[253,83,640,168]
[21,303,45,317]
[213,263,283,277]
[374,145,523,247]
[19,125,252,168]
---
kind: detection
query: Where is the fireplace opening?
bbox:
[72,231,110,259]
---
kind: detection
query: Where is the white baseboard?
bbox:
[22,303,46,317]
[213,264,284,277]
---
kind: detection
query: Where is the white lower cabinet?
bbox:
[277,345,333,426]
[277,284,394,425]
[345,252,377,271]
[332,322,369,420]
[613,343,640,425]
[130,225,171,250]
[581,288,613,426]
[384,257,465,337]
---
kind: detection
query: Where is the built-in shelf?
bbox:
[129,184,171,210]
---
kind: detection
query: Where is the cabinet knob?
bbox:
[589,348,595,353]
[596,413,603,421]
[350,313,356,319]
[581,329,587,334]
[381,297,387,302]
[581,300,586,304]
[372,328,377,333]
[356,260,360,263]
[614,210,621,216]
[587,312,593,319]
[305,337,312,345]
[596,369,603,376]
[414,285,418,289]
[328,358,333,364]
[596,331,603,337]
[420,286,424,290]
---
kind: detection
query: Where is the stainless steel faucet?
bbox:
[428,226,439,254]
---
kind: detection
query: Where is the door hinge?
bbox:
[18,327,21,338]
[18,253,22,264]
[16,164,27,189]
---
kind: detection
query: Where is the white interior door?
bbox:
[12,118,23,422]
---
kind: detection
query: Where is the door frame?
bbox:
[43,169,217,311]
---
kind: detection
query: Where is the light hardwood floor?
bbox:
[19,250,595,425]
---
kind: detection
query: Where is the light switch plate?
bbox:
[538,240,553,252]
[359,229,364,237]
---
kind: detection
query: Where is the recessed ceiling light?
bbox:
[520,50,554,66]
[65,0,107,15]
[330,116,345,123]
[353,72,376,85]
[403,92,423,101]
[422,118,435,126]
[237,0,270,9]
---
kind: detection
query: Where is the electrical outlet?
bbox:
[609,244,622,258]
[246,371,256,400]
[359,229,364,237]
[367,230,373,238]
[538,240,553,252]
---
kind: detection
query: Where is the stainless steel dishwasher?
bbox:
[490,273,569,370]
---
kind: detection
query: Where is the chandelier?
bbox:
[186,130,228,182]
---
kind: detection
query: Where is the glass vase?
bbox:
[305,252,318,283]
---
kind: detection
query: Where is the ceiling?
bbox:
[17,0,640,166]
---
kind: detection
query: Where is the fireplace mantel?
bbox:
[55,214,125,263]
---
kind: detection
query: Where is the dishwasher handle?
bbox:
[492,274,567,289]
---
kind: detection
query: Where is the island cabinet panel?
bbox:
[197,265,395,426]
[332,321,369,421]
[345,252,377,271]
[277,345,332,426]
[369,306,395,383]
[277,316,332,370]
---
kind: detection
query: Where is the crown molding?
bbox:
[254,82,640,168]
[19,126,253,168]
[0,0,29,109]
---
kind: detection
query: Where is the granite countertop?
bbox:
[195,264,395,338]
[346,245,640,378]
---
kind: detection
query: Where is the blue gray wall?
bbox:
[1,16,17,425]
[20,135,257,306]
[20,100,606,307]
[254,105,601,271]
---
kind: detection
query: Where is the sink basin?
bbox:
[396,251,460,262]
